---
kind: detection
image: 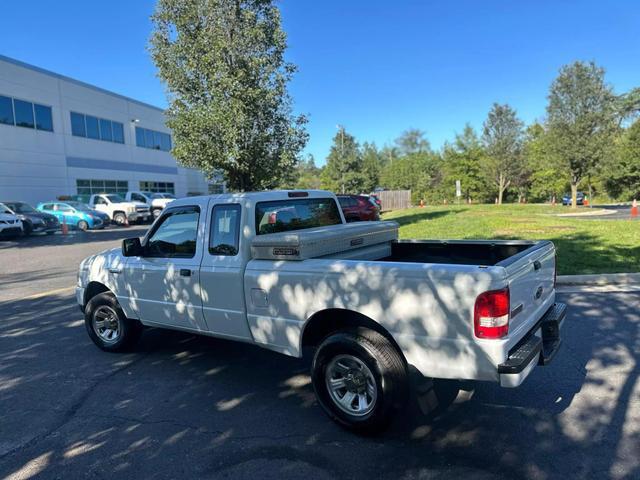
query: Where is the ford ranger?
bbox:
[76,190,566,431]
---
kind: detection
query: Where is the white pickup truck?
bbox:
[77,190,566,431]
[124,191,175,219]
[88,194,151,225]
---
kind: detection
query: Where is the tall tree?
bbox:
[545,61,618,207]
[394,129,431,156]
[482,103,525,204]
[361,142,382,193]
[524,123,568,202]
[442,124,486,203]
[321,127,365,193]
[604,119,640,200]
[149,0,308,191]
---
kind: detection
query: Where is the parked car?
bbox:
[124,191,175,218]
[37,201,105,231]
[337,195,380,222]
[367,194,382,209]
[1,201,59,235]
[0,202,23,237]
[87,194,150,225]
[77,190,565,432]
[562,192,585,206]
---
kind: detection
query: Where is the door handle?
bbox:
[109,267,122,274]
[180,269,192,277]
[533,260,542,271]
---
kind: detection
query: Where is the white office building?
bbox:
[0,54,225,205]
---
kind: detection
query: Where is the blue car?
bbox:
[562,192,585,206]
[37,201,105,231]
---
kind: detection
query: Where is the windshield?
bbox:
[153,193,175,199]
[105,194,125,203]
[0,203,13,215]
[4,202,37,214]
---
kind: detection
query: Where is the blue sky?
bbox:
[3,1,639,164]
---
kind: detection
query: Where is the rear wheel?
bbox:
[311,328,408,433]
[84,292,142,352]
[77,220,89,231]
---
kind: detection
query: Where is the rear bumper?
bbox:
[498,302,566,387]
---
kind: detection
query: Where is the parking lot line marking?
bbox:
[22,286,75,300]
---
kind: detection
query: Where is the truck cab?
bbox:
[124,191,175,218]
[88,194,150,225]
[77,190,566,432]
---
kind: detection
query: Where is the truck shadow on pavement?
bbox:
[0,291,638,479]
[0,225,150,250]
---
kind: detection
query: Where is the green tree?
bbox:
[149,0,308,191]
[604,119,640,200]
[545,61,618,207]
[482,103,526,204]
[381,152,443,204]
[321,127,366,193]
[442,124,486,203]
[361,142,382,193]
[395,128,431,156]
[523,123,567,202]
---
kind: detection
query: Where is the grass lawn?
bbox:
[382,204,639,275]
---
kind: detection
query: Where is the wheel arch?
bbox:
[84,281,111,306]
[300,308,407,366]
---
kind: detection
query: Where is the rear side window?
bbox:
[255,198,342,235]
[209,204,241,255]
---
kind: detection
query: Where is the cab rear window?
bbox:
[255,198,342,235]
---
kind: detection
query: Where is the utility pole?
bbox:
[336,124,345,194]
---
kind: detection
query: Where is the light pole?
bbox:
[336,124,345,194]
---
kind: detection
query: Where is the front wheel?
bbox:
[311,328,408,433]
[152,208,162,219]
[84,292,142,352]
[77,220,89,232]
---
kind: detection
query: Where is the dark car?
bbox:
[337,195,380,222]
[1,201,59,235]
[562,192,585,206]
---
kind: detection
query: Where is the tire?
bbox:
[113,212,126,225]
[84,292,142,352]
[77,220,89,232]
[311,328,408,433]
[22,221,33,236]
[152,208,162,219]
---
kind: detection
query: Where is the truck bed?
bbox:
[382,239,549,267]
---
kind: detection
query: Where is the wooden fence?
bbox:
[378,190,411,211]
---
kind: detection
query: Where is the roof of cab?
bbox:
[168,190,337,208]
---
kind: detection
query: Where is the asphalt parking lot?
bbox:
[1,231,639,479]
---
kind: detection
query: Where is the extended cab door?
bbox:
[199,199,252,340]
[123,205,207,331]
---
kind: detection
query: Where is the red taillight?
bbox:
[474,288,510,339]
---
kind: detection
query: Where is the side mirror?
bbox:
[122,237,143,257]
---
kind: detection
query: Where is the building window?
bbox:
[70,112,124,144]
[208,184,225,194]
[34,104,53,132]
[0,95,53,132]
[0,96,14,125]
[77,179,129,196]
[139,181,175,194]
[135,126,172,152]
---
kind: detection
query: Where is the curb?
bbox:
[557,273,640,286]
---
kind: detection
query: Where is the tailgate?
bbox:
[498,241,556,342]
